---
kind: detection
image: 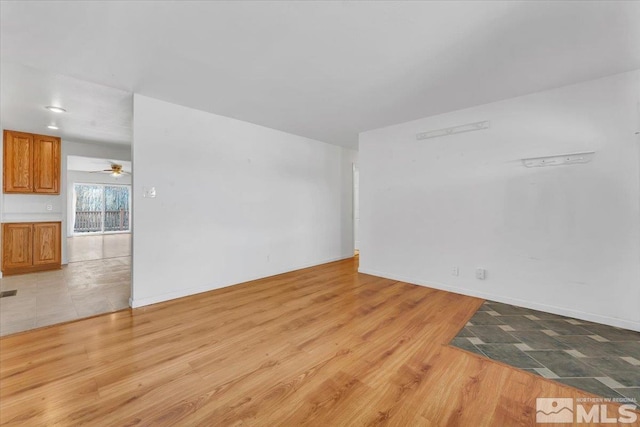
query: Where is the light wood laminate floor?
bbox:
[0,258,636,425]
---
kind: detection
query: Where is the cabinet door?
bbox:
[2,223,33,270]
[33,222,61,266]
[3,130,34,193]
[33,134,61,194]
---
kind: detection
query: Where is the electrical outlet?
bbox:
[451,266,459,276]
[46,204,53,211]
[476,268,486,280]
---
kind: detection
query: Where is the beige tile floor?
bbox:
[0,235,131,336]
[67,233,132,262]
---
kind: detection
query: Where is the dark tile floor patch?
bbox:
[555,378,625,400]
[526,350,604,378]
[496,315,540,331]
[450,337,486,357]
[535,320,593,336]
[477,344,543,369]
[586,325,640,342]
[456,327,475,338]
[451,300,640,409]
[466,325,520,343]
[509,330,571,350]
[615,388,640,405]
[554,336,623,357]
[468,311,504,325]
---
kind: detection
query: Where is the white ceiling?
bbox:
[67,156,131,173]
[0,63,132,145]
[1,1,639,149]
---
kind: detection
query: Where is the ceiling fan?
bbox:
[90,163,131,177]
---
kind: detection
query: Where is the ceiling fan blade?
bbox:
[86,166,130,175]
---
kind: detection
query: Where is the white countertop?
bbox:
[2,213,63,223]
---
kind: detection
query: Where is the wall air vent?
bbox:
[522,152,595,168]
[416,120,490,140]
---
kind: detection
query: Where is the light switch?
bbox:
[143,187,157,198]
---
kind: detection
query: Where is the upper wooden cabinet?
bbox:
[33,134,61,193]
[3,130,34,193]
[3,130,60,194]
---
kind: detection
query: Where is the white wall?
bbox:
[0,127,3,277]
[359,70,640,331]
[131,94,357,307]
[66,170,132,236]
[0,139,131,264]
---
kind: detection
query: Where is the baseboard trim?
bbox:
[130,254,354,309]
[2,264,62,276]
[358,267,640,332]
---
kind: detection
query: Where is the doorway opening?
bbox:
[353,163,360,257]
[66,157,132,265]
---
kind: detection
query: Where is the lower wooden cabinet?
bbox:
[2,223,33,271]
[2,222,61,275]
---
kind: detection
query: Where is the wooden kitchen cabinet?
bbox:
[3,130,34,193]
[32,222,62,266]
[33,134,61,193]
[1,223,33,271]
[3,130,60,194]
[2,222,61,275]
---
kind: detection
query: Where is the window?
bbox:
[73,184,130,234]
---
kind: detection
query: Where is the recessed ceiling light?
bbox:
[45,106,66,113]
[47,125,59,130]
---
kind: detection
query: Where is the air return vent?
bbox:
[522,152,595,167]
[416,120,490,140]
[0,290,17,298]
